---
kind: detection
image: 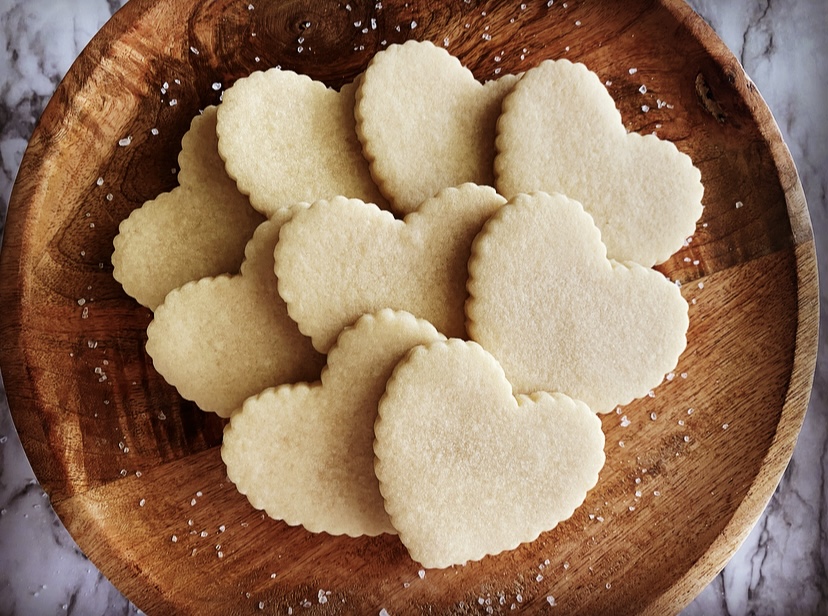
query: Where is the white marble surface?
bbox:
[0,0,825,614]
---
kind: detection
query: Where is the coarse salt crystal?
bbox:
[650,412,657,421]
[139,498,146,507]
[639,84,647,94]
[629,67,637,74]
[118,136,132,147]
[172,535,178,542]
[620,415,631,428]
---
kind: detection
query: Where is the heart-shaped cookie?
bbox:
[112,106,265,310]
[355,40,520,215]
[222,309,445,537]
[374,339,605,568]
[275,183,506,352]
[495,59,704,267]
[146,209,325,417]
[467,191,688,413]
[216,69,386,216]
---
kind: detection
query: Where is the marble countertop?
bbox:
[1,1,825,614]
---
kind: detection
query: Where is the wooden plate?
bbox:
[0,0,818,614]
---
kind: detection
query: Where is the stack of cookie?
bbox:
[112,41,703,568]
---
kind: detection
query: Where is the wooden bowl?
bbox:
[0,0,817,614]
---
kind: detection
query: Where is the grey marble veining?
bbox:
[0,1,826,615]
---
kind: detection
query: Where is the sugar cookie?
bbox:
[217,70,386,216]
[356,40,519,214]
[222,309,445,536]
[467,191,688,413]
[146,210,325,417]
[112,106,264,310]
[275,183,506,352]
[495,59,703,266]
[374,339,605,568]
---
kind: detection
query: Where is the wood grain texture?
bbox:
[0,0,817,614]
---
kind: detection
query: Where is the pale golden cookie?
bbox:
[112,106,265,310]
[495,59,703,267]
[222,309,445,537]
[355,40,520,214]
[275,183,506,353]
[467,191,688,413]
[374,339,605,568]
[146,210,325,418]
[216,69,386,216]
